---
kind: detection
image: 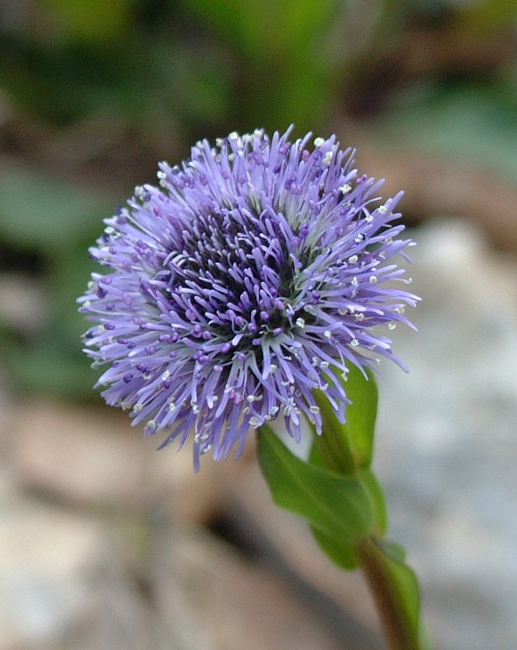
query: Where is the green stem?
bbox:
[357,537,420,650]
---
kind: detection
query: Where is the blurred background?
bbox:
[1,0,517,648]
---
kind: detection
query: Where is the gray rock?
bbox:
[375,218,517,650]
[0,493,157,649]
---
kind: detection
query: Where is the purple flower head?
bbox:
[79,127,418,469]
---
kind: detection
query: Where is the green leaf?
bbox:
[381,540,407,563]
[361,468,388,537]
[257,424,374,545]
[310,525,360,571]
[375,544,430,650]
[343,364,378,468]
[378,542,422,647]
[308,443,386,566]
[314,364,378,471]
[359,538,424,650]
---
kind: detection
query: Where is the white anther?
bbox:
[323,151,333,166]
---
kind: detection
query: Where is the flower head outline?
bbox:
[79,128,418,468]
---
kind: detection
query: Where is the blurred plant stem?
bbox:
[358,536,421,650]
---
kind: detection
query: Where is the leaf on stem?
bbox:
[257,424,374,546]
[314,363,378,471]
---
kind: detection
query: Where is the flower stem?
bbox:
[357,536,421,650]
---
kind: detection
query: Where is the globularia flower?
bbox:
[79,128,417,468]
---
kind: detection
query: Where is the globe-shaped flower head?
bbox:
[79,128,418,469]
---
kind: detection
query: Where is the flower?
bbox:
[79,127,418,468]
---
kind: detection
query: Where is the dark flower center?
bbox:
[163,204,299,343]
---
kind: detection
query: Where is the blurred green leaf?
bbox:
[148,40,232,127]
[0,37,139,124]
[372,82,517,183]
[0,337,99,398]
[0,237,104,398]
[0,167,118,397]
[184,0,339,63]
[0,167,118,252]
[42,0,132,42]
[455,0,517,32]
[182,0,343,132]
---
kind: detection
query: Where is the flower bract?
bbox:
[79,127,418,468]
